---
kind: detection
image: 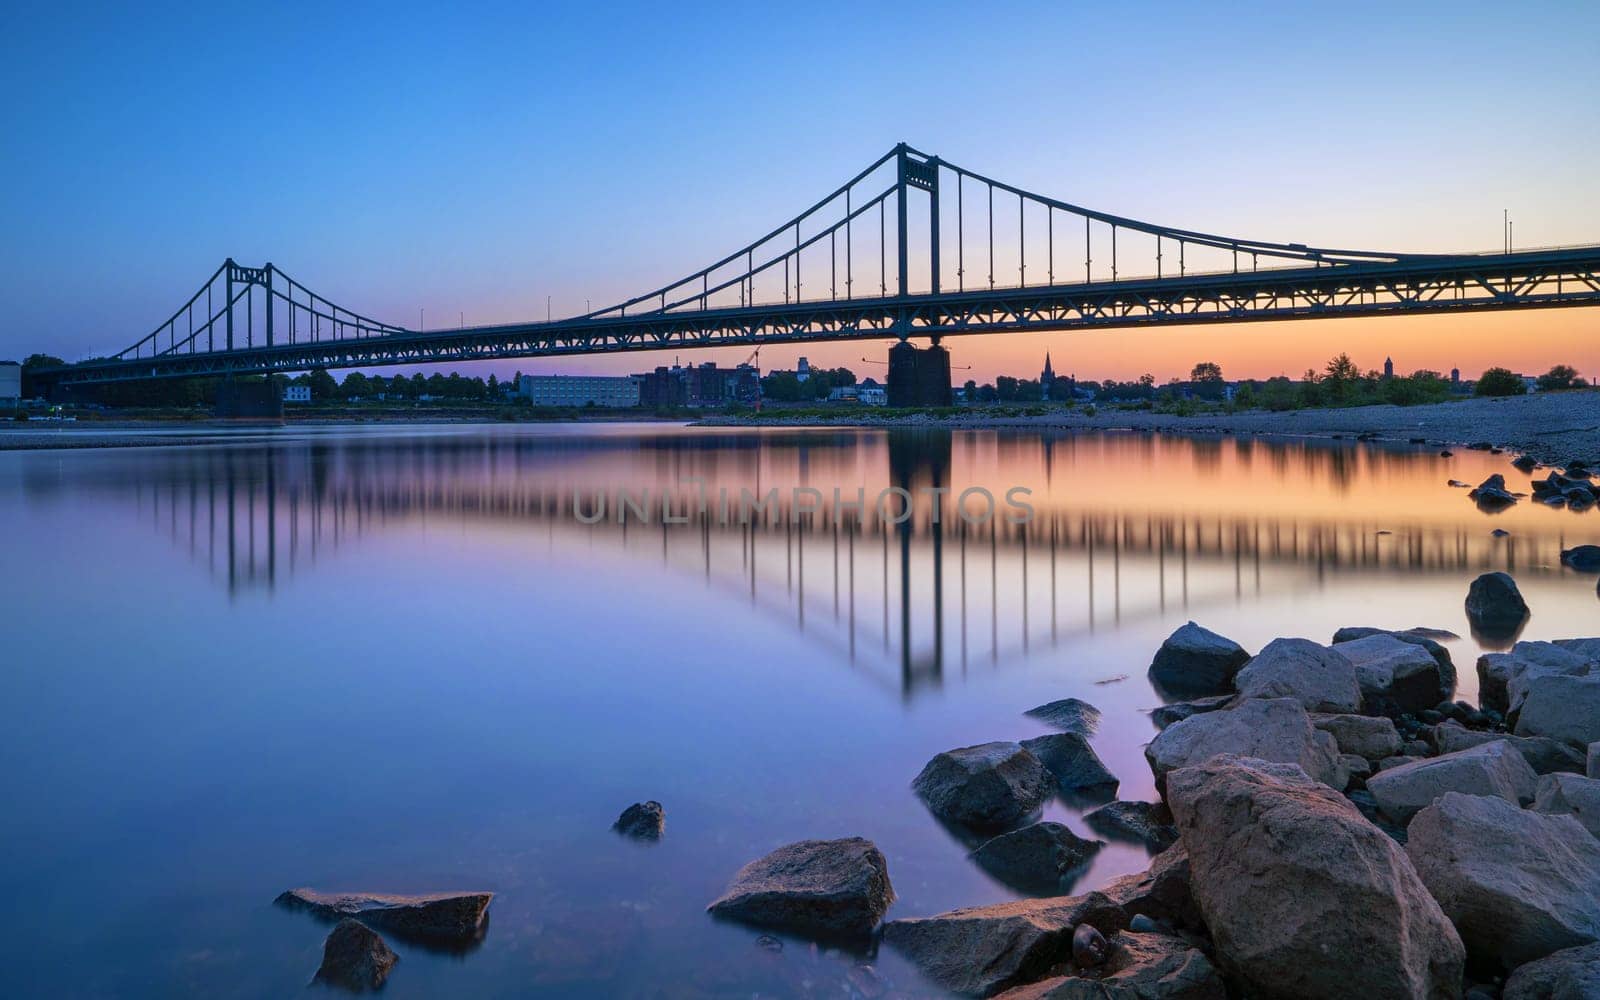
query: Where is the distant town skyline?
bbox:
[3,3,1597,383]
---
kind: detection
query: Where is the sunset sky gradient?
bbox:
[2,1,1597,383]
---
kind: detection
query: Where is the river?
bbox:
[0,423,1594,997]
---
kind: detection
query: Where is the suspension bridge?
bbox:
[36,143,1600,402]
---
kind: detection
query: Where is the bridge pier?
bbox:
[886,340,952,408]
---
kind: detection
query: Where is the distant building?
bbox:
[519,374,641,408]
[796,357,812,382]
[1040,353,1056,400]
[283,384,311,403]
[1383,357,1395,379]
[636,362,760,408]
[826,378,887,406]
[0,361,19,407]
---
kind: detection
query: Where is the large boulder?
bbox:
[1233,638,1363,713]
[881,892,1128,996]
[1336,634,1454,714]
[969,822,1103,896]
[1366,739,1538,824]
[1311,713,1404,761]
[991,931,1226,999]
[314,918,398,991]
[1406,792,1600,970]
[1025,698,1102,735]
[707,837,893,938]
[1465,572,1531,639]
[913,742,1052,831]
[1517,674,1600,748]
[275,888,493,942]
[1434,724,1586,775]
[1145,698,1344,794]
[1148,622,1250,697]
[1502,942,1600,1000]
[1562,545,1600,572]
[612,800,664,840]
[1478,642,1595,715]
[1533,773,1600,840]
[1085,800,1179,853]
[1166,756,1464,999]
[1022,733,1119,800]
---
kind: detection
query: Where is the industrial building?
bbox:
[519,374,641,408]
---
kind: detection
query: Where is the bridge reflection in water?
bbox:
[68,427,1574,696]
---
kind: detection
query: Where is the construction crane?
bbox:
[741,347,762,412]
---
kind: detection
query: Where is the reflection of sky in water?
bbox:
[1,424,1596,997]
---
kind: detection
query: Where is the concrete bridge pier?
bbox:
[886,339,952,408]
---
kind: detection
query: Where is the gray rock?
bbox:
[612,800,664,840]
[1072,922,1108,968]
[1434,725,1586,775]
[881,892,1128,996]
[1145,698,1345,795]
[993,931,1226,999]
[1533,773,1600,840]
[1021,733,1119,800]
[1234,638,1363,713]
[1150,695,1233,730]
[1591,742,1600,779]
[1479,643,1595,715]
[913,742,1052,831]
[1311,713,1404,761]
[1471,474,1520,508]
[1502,942,1600,1000]
[1341,754,1373,787]
[1336,634,1454,714]
[1408,792,1600,970]
[1556,638,1600,661]
[276,888,493,942]
[1377,755,1413,771]
[1024,698,1101,735]
[314,918,398,992]
[1366,739,1539,824]
[1563,545,1600,572]
[1466,572,1531,639]
[1096,844,1203,931]
[1084,800,1179,852]
[1518,674,1600,748]
[707,837,894,938]
[1167,755,1464,1000]
[1148,622,1251,697]
[969,822,1103,895]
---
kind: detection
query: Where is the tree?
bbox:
[341,372,371,399]
[1139,373,1155,389]
[962,379,977,401]
[1319,354,1360,402]
[1476,367,1527,397]
[759,371,805,402]
[308,368,339,401]
[487,373,500,397]
[1537,364,1583,391]
[1190,361,1223,383]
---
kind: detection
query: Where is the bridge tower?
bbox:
[886,145,952,408]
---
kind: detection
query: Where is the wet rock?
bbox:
[1478,642,1594,716]
[1071,923,1108,968]
[1434,725,1586,775]
[1167,755,1464,999]
[1466,572,1531,639]
[913,742,1052,831]
[1021,733,1119,800]
[1591,742,1600,779]
[1501,942,1600,1000]
[276,888,493,942]
[881,892,1127,996]
[1148,622,1250,698]
[969,822,1103,895]
[314,918,398,992]
[1571,546,1600,572]
[707,837,893,939]
[1336,634,1455,715]
[1310,712,1404,761]
[1097,844,1203,931]
[1513,454,1538,472]
[1084,800,1179,852]
[1407,792,1600,970]
[1024,698,1101,735]
[1517,674,1600,748]
[1366,739,1538,824]
[1532,773,1600,839]
[1149,695,1233,730]
[1145,698,1345,795]
[612,800,664,840]
[1233,638,1363,713]
[993,931,1226,1000]
[1470,473,1520,508]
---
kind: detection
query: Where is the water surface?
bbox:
[1,424,1596,997]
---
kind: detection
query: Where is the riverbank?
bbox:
[703,391,1600,464]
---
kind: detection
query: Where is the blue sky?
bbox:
[3,1,1597,380]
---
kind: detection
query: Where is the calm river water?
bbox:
[1,424,1596,997]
